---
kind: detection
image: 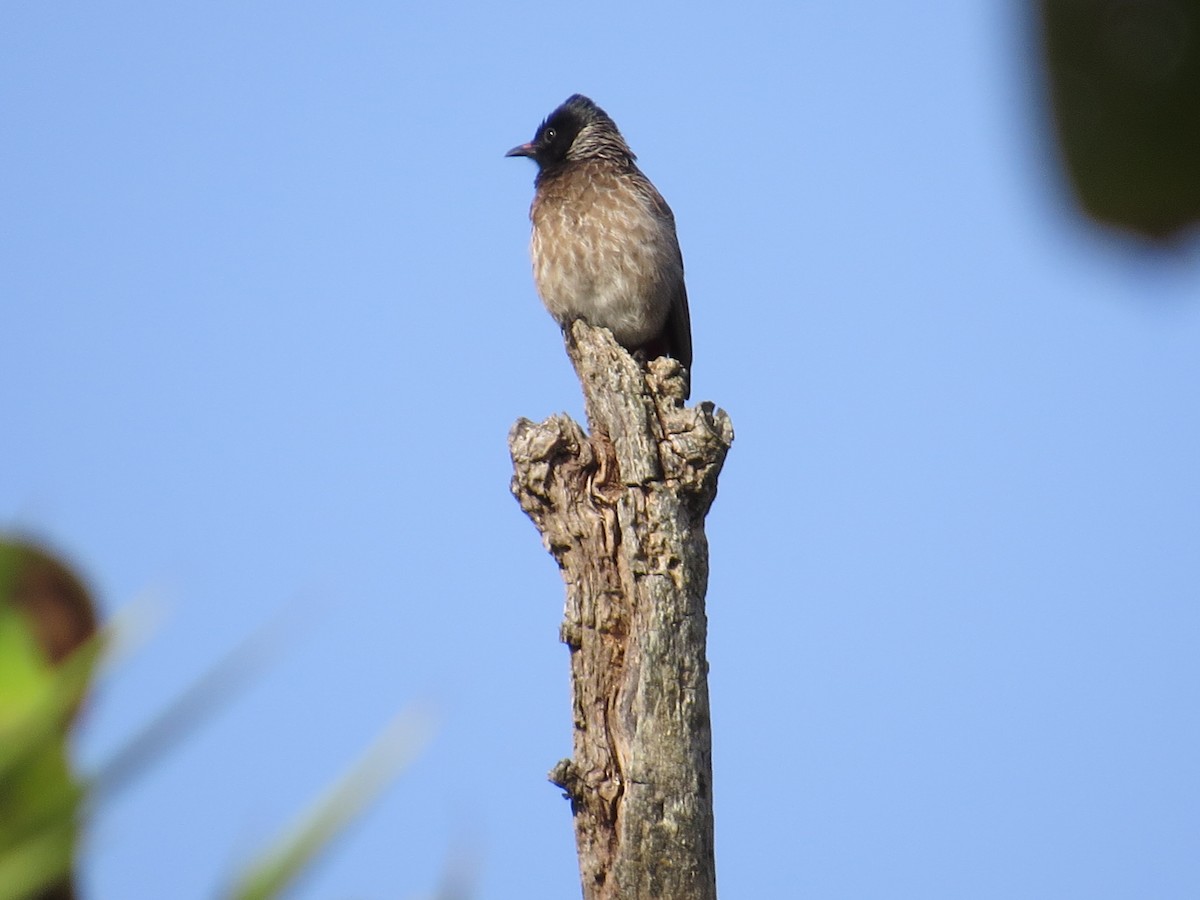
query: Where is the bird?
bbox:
[506,94,692,393]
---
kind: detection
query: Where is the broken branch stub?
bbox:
[508,321,733,900]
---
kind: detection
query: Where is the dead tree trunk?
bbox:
[508,321,733,900]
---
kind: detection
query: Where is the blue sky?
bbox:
[4,2,1200,897]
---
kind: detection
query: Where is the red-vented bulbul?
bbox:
[507,95,692,394]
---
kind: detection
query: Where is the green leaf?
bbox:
[226,708,433,900]
[0,547,101,900]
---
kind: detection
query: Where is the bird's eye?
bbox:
[545,128,557,141]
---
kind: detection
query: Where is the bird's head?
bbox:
[506,94,635,171]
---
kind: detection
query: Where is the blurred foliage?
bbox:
[227,712,432,900]
[1039,0,1200,238]
[0,538,438,900]
[0,541,99,900]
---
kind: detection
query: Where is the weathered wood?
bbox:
[509,321,733,900]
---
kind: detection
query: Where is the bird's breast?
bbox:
[529,165,681,348]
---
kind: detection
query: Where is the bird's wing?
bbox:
[667,278,693,373]
[635,168,693,385]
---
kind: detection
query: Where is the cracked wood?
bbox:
[509,321,733,900]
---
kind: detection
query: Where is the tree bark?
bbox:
[508,321,733,900]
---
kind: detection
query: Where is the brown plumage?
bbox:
[507,95,692,392]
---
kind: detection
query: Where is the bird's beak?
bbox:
[505,142,535,158]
